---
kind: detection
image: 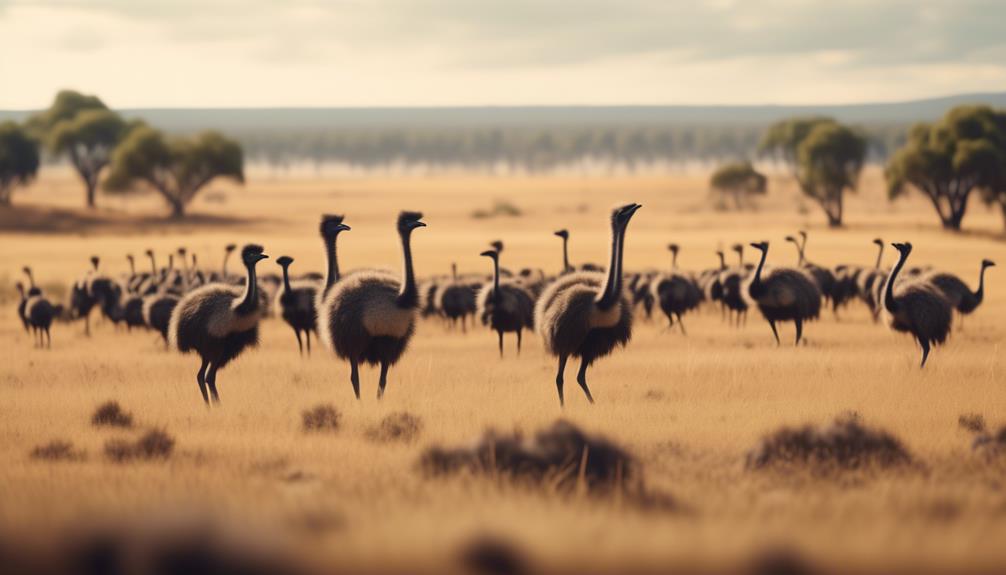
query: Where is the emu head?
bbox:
[489,240,504,253]
[177,247,187,257]
[749,241,769,252]
[982,259,996,268]
[480,249,498,260]
[668,243,679,255]
[241,244,269,266]
[275,255,294,268]
[320,214,350,237]
[891,242,913,256]
[397,211,426,234]
[225,244,237,254]
[732,243,744,254]
[872,238,884,247]
[145,249,154,258]
[554,229,569,239]
[90,256,100,271]
[612,203,641,228]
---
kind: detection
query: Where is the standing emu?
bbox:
[319,211,426,400]
[22,267,55,348]
[651,243,702,334]
[478,248,535,356]
[438,263,477,332]
[925,259,995,326]
[882,242,952,367]
[554,229,573,274]
[746,241,822,346]
[314,214,351,310]
[276,255,319,355]
[169,244,270,405]
[15,282,29,333]
[535,203,640,406]
[785,231,836,307]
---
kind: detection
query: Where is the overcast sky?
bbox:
[1,0,1004,109]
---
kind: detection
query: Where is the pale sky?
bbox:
[1,0,1004,109]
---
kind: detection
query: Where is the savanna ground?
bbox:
[1,167,1005,574]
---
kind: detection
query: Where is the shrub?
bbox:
[104,428,175,462]
[366,412,422,443]
[91,401,134,428]
[958,413,986,434]
[30,440,84,461]
[302,404,340,433]
[458,534,530,575]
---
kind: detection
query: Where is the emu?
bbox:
[925,259,995,327]
[651,243,702,334]
[439,263,477,332]
[746,241,822,346]
[554,229,574,274]
[882,242,952,367]
[169,244,270,405]
[478,248,535,356]
[276,255,319,355]
[535,203,640,406]
[22,267,55,348]
[319,211,426,400]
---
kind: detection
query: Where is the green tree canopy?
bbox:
[0,122,40,206]
[709,161,767,210]
[760,117,864,226]
[797,123,867,227]
[104,127,244,218]
[29,90,127,208]
[886,105,1006,231]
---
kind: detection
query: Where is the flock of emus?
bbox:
[15,204,996,406]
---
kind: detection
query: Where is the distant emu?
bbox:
[651,244,702,334]
[554,229,574,274]
[22,267,55,348]
[438,263,477,332]
[535,203,640,406]
[478,248,535,356]
[169,244,270,405]
[925,259,995,327]
[746,241,822,346]
[319,211,426,400]
[276,255,319,355]
[882,242,952,367]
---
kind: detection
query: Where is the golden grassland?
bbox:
[1,168,1005,574]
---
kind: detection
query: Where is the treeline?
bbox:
[231,124,910,172]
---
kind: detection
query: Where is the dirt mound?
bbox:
[746,415,912,472]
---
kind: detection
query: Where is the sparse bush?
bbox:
[366,412,422,443]
[972,425,1006,456]
[302,404,340,433]
[91,401,133,428]
[30,440,84,462]
[472,200,523,219]
[958,413,986,434]
[745,415,912,472]
[104,428,175,462]
[419,420,638,495]
[458,534,530,575]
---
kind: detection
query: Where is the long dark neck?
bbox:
[717,253,726,271]
[323,233,340,294]
[750,248,768,295]
[280,264,292,293]
[396,230,418,308]
[235,262,259,314]
[671,251,678,271]
[128,259,135,276]
[562,237,570,272]
[596,222,625,310]
[223,252,232,277]
[874,244,883,269]
[799,236,808,265]
[976,264,989,303]
[25,271,35,289]
[491,256,501,302]
[148,256,156,276]
[884,251,908,313]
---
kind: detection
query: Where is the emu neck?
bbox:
[671,251,678,271]
[596,223,625,311]
[148,256,157,277]
[223,252,232,278]
[884,252,908,314]
[750,249,768,297]
[236,262,259,315]
[717,253,726,271]
[976,264,989,303]
[874,244,884,269]
[562,237,570,273]
[396,231,418,308]
[128,259,135,276]
[281,264,293,293]
[491,256,501,302]
[323,233,340,295]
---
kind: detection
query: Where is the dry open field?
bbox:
[1,167,1005,574]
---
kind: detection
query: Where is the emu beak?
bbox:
[338,224,351,232]
[479,250,496,258]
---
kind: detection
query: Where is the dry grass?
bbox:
[104,429,175,462]
[2,169,1006,573]
[366,411,423,443]
[91,401,134,428]
[301,404,341,433]
[30,440,85,462]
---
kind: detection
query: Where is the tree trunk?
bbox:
[1001,201,1006,232]
[0,185,11,207]
[169,199,186,219]
[85,179,97,209]
[942,209,965,231]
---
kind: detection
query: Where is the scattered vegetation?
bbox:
[365,412,422,443]
[420,420,638,495]
[958,413,987,434]
[472,200,523,219]
[709,161,767,211]
[301,404,341,433]
[104,429,175,462]
[91,401,134,428]
[458,534,531,575]
[745,414,913,472]
[972,425,1006,456]
[30,440,85,462]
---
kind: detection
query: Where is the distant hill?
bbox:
[2,92,1004,131]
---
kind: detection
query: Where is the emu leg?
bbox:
[794,319,803,346]
[919,338,931,368]
[85,315,91,337]
[497,330,504,358]
[576,359,595,404]
[294,329,304,356]
[45,327,51,349]
[206,363,221,404]
[555,355,568,407]
[768,320,780,346]
[196,359,210,405]
[516,329,522,355]
[350,359,361,399]
[676,313,687,336]
[306,330,312,356]
[377,360,390,400]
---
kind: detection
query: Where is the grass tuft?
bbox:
[104,428,175,463]
[30,440,85,462]
[366,412,422,443]
[958,413,986,434]
[457,534,530,575]
[302,404,341,433]
[91,401,134,428]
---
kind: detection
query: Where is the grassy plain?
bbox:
[1,167,1005,574]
